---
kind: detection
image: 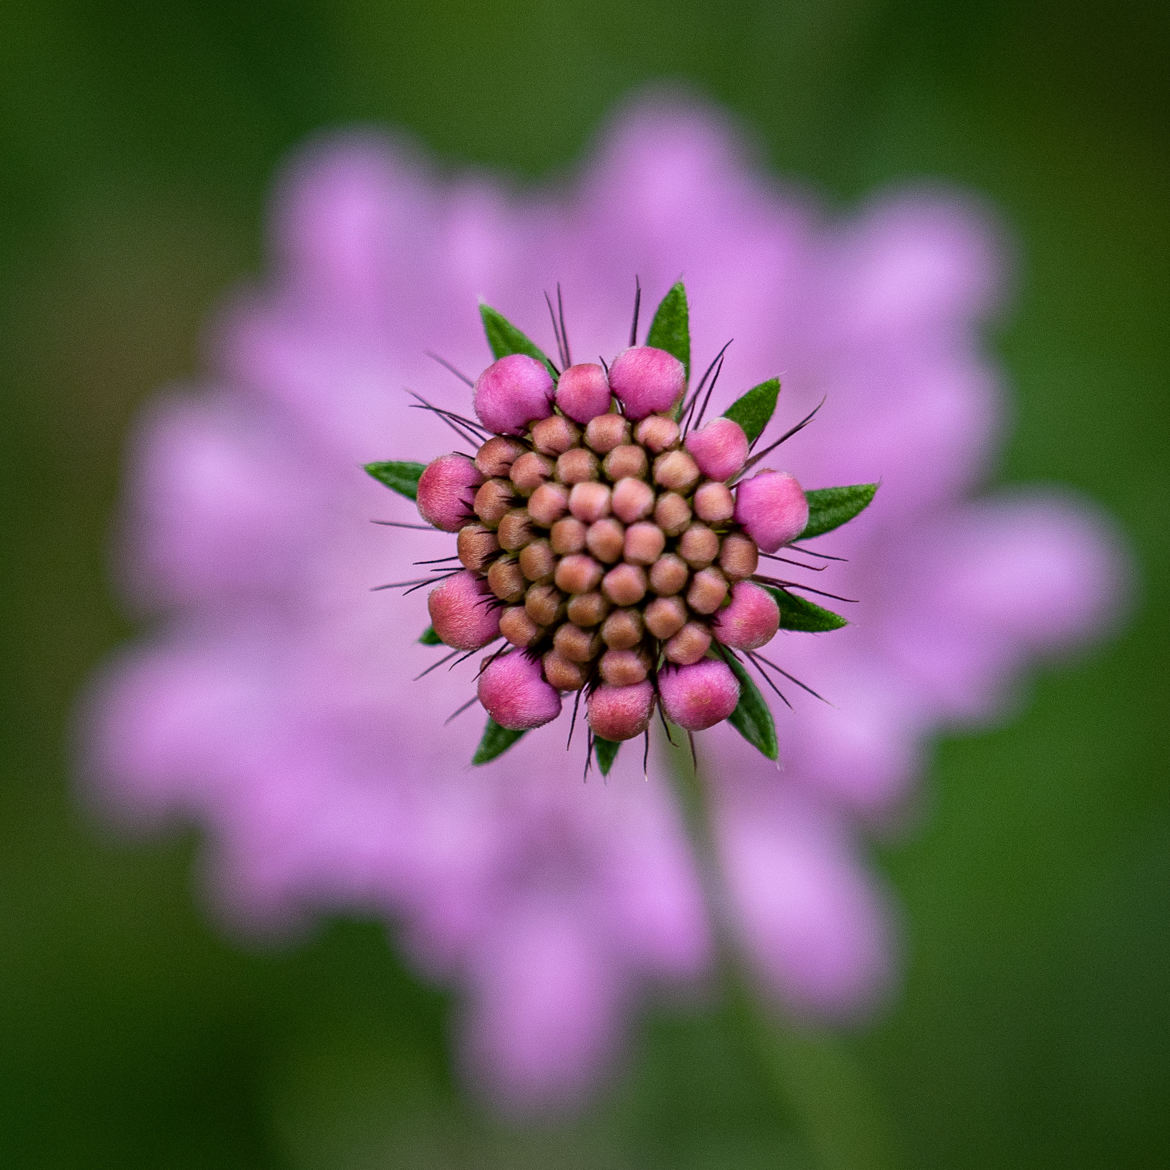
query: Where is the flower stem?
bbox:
[667,736,893,1170]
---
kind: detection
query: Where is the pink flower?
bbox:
[78,95,1126,1112]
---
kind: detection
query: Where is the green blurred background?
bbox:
[2,1,1167,1165]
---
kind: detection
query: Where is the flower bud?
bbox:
[477,652,562,729]
[713,581,781,650]
[427,570,500,650]
[530,414,581,456]
[417,454,482,532]
[473,354,555,434]
[684,417,749,481]
[733,470,809,552]
[587,681,655,741]
[608,346,686,420]
[474,435,526,478]
[659,660,740,730]
[555,363,612,423]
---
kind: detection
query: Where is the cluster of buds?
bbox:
[369,284,874,769]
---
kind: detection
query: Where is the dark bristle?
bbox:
[787,542,848,562]
[629,276,642,347]
[751,576,858,604]
[751,652,832,706]
[414,649,461,680]
[739,397,825,475]
[681,339,733,433]
[759,551,827,572]
[371,519,440,531]
[691,352,725,432]
[426,351,475,388]
[557,284,572,366]
[443,695,480,724]
[566,687,584,751]
[544,290,569,371]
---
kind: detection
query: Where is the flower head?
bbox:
[376,287,876,768]
[79,95,1126,1112]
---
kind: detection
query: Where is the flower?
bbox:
[384,290,872,760]
[79,94,1126,1112]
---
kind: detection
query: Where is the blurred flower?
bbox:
[80,95,1125,1111]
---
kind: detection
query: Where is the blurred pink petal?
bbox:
[78,92,1128,1109]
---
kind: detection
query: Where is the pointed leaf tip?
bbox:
[365,460,426,501]
[594,736,621,776]
[801,483,879,540]
[471,716,528,765]
[724,654,779,760]
[478,304,557,376]
[723,377,781,444]
[645,282,691,376]
[763,587,849,633]
[419,625,442,645]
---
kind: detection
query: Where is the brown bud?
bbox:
[586,517,625,563]
[553,622,602,664]
[474,478,514,526]
[601,563,648,607]
[475,436,526,478]
[527,481,570,527]
[599,647,650,687]
[633,414,680,452]
[518,539,555,582]
[497,508,535,551]
[584,413,630,454]
[623,521,666,565]
[568,480,612,523]
[654,492,692,536]
[549,516,587,555]
[509,450,554,495]
[487,557,526,603]
[611,476,655,524]
[457,523,499,572]
[719,531,759,580]
[686,566,728,614]
[679,523,720,568]
[524,583,565,627]
[600,606,645,650]
[566,590,611,628]
[693,481,735,524]
[554,553,604,596]
[556,447,600,484]
[499,605,543,648]
[541,649,589,691]
[653,449,700,492]
[644,595,687,639]
[648,552,689,596]
[603,443,649,481]
[530,414,581,456]
[664,621,712,665]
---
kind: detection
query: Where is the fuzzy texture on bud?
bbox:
[734,470,809,552]
[556,363,612,423]
[659,660,741,730]
[473,354,555,434]
[587,680,655,741]
[684,417,750,482]
[417,454,483,532]
[713,581,781,650]
[428,570,502,650]
[607,346,686,420]
[478,652,563,729]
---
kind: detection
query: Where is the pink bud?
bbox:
[478,652,562,730]
[555,362,612,423]
[684,417,749,481]
[587,680,655,742]
[659,660,740,731]
[607,346,686,420]
[416,454,482,532]
[473,354,555,434]
[733,470,809,552]
[713,581,781,650]
[427,570,500,650]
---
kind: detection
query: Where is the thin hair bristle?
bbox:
[629,276,642,347]
[425,351,475,388]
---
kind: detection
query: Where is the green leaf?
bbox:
[724,653,779,761]
[645,281,690,376]
[479,303,557,376]
[471,717,528,766]
[364,460,426,501]
[723,377,781,444]
[419,625,442,645]
[763,587,848,633]
[801,483,879,540]
[594,736,621,776]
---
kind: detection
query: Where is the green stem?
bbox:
[668,736,894,1170]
